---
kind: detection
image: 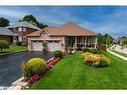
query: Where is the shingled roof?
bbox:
[0,27,16,36]
[6,21,40,30]
[27,22,98,37]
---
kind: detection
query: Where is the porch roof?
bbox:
[27,22,98,37]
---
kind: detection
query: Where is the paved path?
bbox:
[107,49,127,61]
[0,51,53,88]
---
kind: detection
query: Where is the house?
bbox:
[6,21,40,42]
[27,22,98,51]
[0,27,18,44]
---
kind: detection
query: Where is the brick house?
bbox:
[7,21,40,42]
[0,27,18,44]
[27,22,98,52]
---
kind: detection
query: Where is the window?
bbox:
[18,27,22,31]
[23,27,26,32]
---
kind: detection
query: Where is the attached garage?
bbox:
[31,40,61,51]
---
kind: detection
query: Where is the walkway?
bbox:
[107,49,127,61]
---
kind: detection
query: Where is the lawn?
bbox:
[111,50,127,58]
[31,51,127,89]
[0,45,27,54]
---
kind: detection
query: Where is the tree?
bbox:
[97,33,104,44]
[20,15,38,25]
[0,17,10,27]
[20,14,48,29]
[37,23,48,29]
[0,40,9,53]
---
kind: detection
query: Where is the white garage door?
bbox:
[48,40,61,51]
[32,41,43,51]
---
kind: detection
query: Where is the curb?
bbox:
[0,50,28,56]
[107,49,127,61]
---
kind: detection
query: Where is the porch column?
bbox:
[75,36,77,48]
[94,36,97,49]
[85,37,87,48]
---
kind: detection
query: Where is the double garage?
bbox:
[31,40,61,51]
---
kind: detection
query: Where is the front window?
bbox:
[23,27,26,32]
[18,27,22,31]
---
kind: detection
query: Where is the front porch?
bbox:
[65,36,97,50]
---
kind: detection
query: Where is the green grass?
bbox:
[31,51,127,89]
[111,50,127,58]
[0,45,27,54]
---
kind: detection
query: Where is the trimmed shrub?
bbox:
[16,41,22,46]
[0,40,9,53]
[22,58,46,79]
[83,48,90,53]
[53,50,62,58]
[90,49,100,54]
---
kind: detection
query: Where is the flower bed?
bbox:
[21,50,69,87]
[81,52,110,68]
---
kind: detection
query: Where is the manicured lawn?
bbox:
[31,51,127,89]
[111,50,127,58]
[0,45,27,54]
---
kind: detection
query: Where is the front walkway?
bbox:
[107,49,127,61]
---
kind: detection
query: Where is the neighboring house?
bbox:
[27,22,98,51]
[6,21,40,42]
[0,27,18,44]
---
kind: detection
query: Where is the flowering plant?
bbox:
[82,52,110,67]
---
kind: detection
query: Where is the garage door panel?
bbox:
[48,40,61,51]
[32,41,43,51]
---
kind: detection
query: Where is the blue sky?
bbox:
[0,6,127,38]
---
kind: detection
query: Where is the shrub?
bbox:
[53,50,62,58]
[83,48,90,53]
[16,41,22,46]
[0,40,9,53]
[22,58,46,79]
[90,49,100,54]
[82,52,110,68]
[22,42,28,46]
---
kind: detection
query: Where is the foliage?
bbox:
[42,41,48,51]
[82,48,89,53]
[0,17,10,27]
[16,41,22,46]
[22,41,28,46]
[97,44,106,51]
[22,58,46,79]
[98,33,113,46]
[53,50,62,58]
[0,40,9,52]
[83,48,100,54]
[82,52,110,68]
[20,14,48,29]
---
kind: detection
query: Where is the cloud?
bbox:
[0,8,27,18]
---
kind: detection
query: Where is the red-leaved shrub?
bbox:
[32,74,39,81]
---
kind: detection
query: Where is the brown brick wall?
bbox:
[0,35,12,44]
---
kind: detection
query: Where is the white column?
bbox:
[94,36,97,49]
[85,37,87,48]
[75,36,77,48]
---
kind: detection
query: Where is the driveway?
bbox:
[0,51,53,87]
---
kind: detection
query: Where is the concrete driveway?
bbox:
[0,51,53,87]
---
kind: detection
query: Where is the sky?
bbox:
[0,6,127,39]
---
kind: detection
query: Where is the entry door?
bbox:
[48,40,61,51]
